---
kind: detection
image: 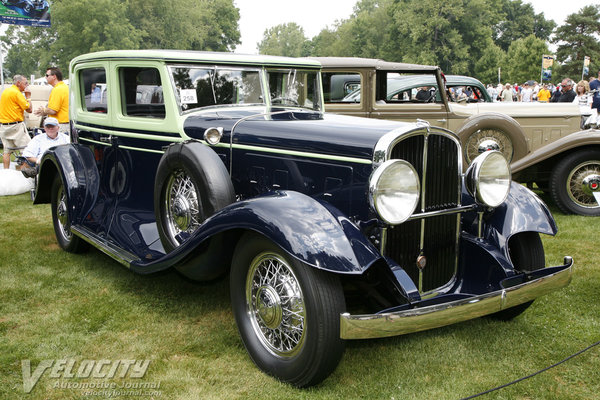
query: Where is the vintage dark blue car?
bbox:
[34,50,572,387]
[1,0,49,18]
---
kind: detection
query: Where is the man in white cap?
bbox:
[20,117,69,177]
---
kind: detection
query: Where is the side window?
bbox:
[376,72,440,104]
[321,72,361,103]
[81,68,107,113]
[119,67,165,118]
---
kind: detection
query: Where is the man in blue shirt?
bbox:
[21,117,69,178]
[590,69,600,111]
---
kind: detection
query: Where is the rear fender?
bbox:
[511,129,600,173]
[35,144,99,225]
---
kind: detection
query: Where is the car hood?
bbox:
[183,109,416,161]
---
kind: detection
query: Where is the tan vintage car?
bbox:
[0,83,52,133]
[315,57,600,216]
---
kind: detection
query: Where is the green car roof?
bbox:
[71,50,322,69]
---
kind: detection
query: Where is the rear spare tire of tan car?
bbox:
[154,141,235,252]
[550,149,600,216]
[457,113,527,165]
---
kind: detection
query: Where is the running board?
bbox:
[71,225,138,267]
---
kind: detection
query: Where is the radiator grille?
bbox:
[385,132,460,293]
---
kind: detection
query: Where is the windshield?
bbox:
[267,69,322,111]
[170,65,263,112]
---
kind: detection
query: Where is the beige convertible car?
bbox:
[315,57,600,216]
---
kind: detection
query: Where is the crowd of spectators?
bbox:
[486,69,600,114]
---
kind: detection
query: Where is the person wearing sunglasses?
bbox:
[35,67,70,133]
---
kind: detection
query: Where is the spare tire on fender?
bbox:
[154,140,235,253]
[456,112,528,165]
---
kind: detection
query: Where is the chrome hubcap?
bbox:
[165,169,201,244]
[56,188,71,241]
[568,162,600,208]
[465,129,513,163]
[246,252,305,357]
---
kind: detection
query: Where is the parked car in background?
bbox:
[33,50,572,387]
[316,57,600,216]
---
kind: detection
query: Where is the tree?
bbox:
[257,23,308,57]
[2,0,240,80]
[490,0,556,52]
[504,34,549,83]
[552,5,600,81]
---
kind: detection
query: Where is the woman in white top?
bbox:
[573,80,593,111]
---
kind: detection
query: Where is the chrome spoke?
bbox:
[246,252,306,357]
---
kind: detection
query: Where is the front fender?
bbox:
[35,144,99,225]
[484,182,557,257]
[132,191,382,275]
[202,191,381,274]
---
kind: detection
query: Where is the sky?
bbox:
[234,0,599,54]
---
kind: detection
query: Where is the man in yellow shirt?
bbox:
[0,75,32,169]
[537,85,552,103]
[36,67,69,133]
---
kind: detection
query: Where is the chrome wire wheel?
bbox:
[164,169,201,244]
[245,252,306,358]
[55,184,72,242]
[465,129,513,164]
[566,161,600,209]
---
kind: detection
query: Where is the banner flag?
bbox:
[0,1,50,27]
[541,55,554,82]
[583,56,590,78]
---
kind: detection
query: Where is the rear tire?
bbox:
[230,233,346,387]
[51,175,88,253]
[490,231,544,320]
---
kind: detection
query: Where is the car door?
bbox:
[369,71,450,129]
[72,64,120,239]
[105,62,180,257]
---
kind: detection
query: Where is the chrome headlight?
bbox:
[466,150,511,207]
[369,160,420,224]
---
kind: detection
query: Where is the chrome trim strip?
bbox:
[406,204,477,221]
[71,225,137,267]
[74,123,183,143]
[340,257,573,340]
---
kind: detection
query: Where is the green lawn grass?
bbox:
[1,191,599,399]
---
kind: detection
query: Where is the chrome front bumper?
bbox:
[340,257,573,340]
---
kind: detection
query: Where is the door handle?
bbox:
[437,119,447,123]
[100,135,112,143]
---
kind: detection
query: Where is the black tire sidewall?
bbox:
[550,149,600,216]
[50,175,86,253]
[230,233,345,387]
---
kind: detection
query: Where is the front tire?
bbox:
[230,233,346,387]
[550,149,600,216]
[51,175,87,253]
[491,231,545,320]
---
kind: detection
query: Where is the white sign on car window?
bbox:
[180,89,197,104]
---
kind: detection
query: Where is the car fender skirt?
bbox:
[35,144,99,225]
[340,256,573,339]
